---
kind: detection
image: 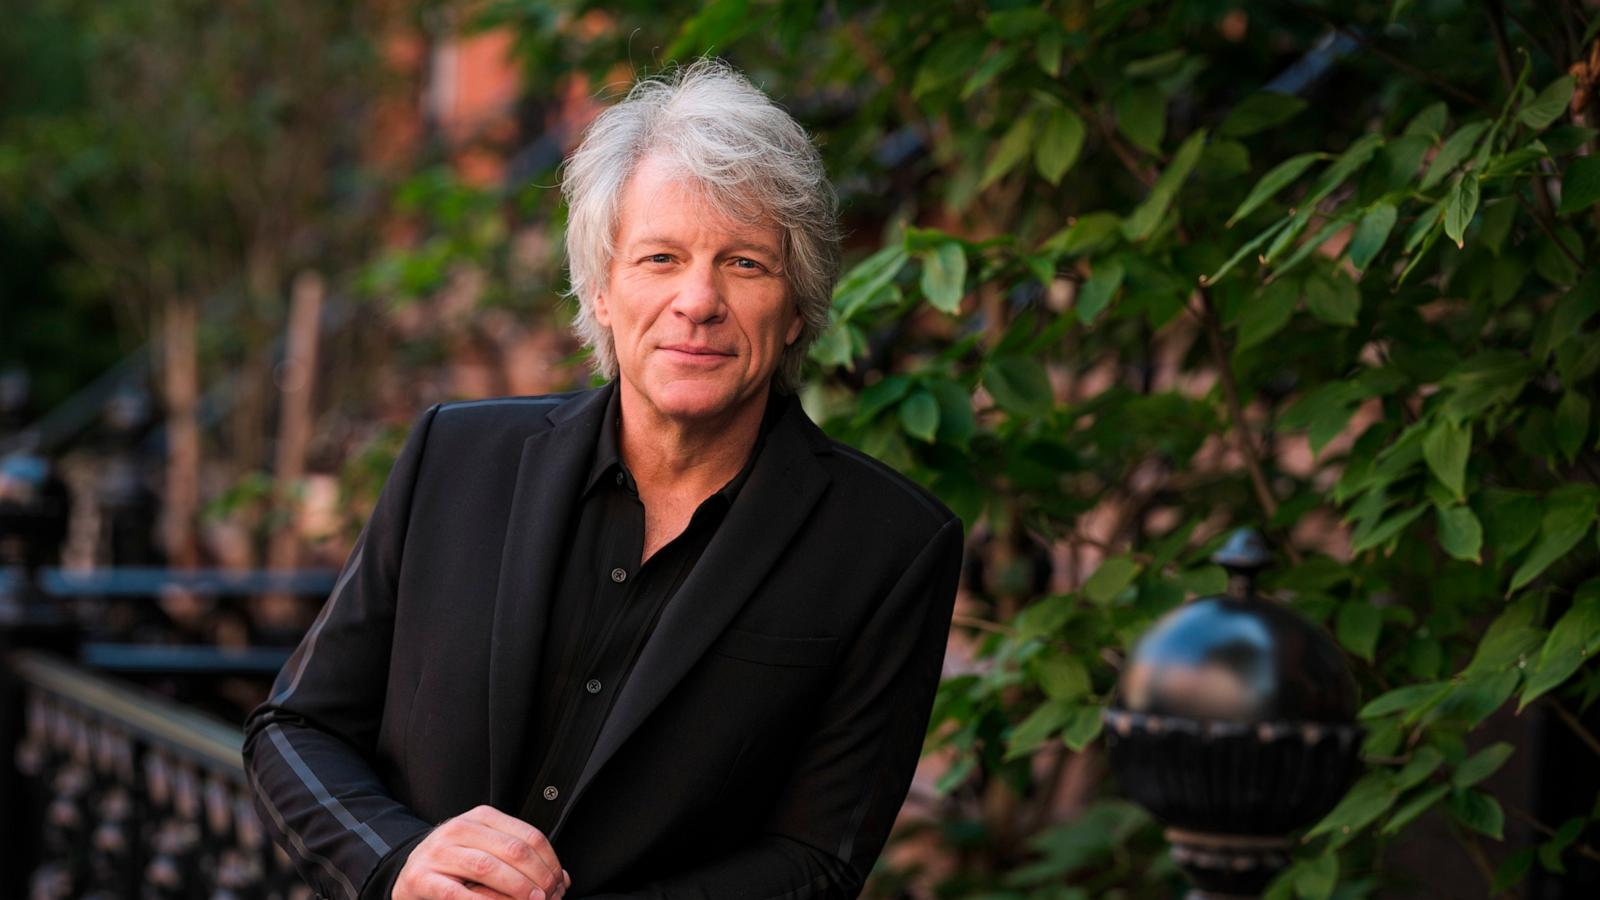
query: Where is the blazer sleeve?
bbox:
[242,404,442,900]
[580,515,964,900]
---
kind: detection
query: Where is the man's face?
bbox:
[596,154,800,427]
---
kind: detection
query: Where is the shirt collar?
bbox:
[583,382,788,504]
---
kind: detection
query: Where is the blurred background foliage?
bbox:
[6,0,1600,897]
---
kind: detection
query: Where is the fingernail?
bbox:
[530,890,545,900]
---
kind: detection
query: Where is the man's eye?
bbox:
[732,257,763,270]
[645,254,673,264]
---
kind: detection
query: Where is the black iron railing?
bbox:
[6,650,304,898]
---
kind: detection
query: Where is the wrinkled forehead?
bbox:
[620,152,781,237]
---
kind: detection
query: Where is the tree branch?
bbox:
[1288,2,1490,111]
[1547,697,1600,758]
[1195,287,1302,564]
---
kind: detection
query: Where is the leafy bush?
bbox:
[105,0,1587,894]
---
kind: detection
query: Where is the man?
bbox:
[244,60,963,900]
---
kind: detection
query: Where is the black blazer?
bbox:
[243,383,963,900]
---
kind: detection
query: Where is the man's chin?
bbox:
[635,380,764,425]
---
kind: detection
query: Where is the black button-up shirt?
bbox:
[521,385,781,829]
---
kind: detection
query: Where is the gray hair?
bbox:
[560,59,840,391]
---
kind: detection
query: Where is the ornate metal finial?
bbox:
[1212,528,1272,599]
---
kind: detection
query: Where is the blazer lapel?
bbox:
[486,385,611,807]
[551,399,831,835]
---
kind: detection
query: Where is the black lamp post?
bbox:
[1103,529,1363,898]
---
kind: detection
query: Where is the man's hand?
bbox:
[393,805,571,900]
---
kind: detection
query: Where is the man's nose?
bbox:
[672,261,725,323]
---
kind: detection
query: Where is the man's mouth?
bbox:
[659,344,734,358]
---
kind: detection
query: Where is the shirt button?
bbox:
[585,678,602,694]
[615,472,625,486]
[542,785,559,801]
[610,567,627,583]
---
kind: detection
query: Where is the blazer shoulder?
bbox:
[425,389,590,442]
[817,434,958,536]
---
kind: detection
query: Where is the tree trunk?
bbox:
[161,296,201,569]
[267,271,324,575]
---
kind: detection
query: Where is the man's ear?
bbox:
[784,304,803,346]
[592,291,612,328]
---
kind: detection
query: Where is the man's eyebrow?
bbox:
[623,235,781,258]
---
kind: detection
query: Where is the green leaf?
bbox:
[1116,84,1166,154]
[1036,30,1064,77]
[1520,75,1575,130]
[1337,601,1382,662]
[984,355,1055,417]
[1305,772,1397,843]
[1361,681,1448,719]
[1013,595,1074,642]
[1350,504,1428,554]
[1292,849,1338,899]
[1383,784,1450,835]
[1435,504,1483,563]
[1509,486,1600,591]
[1061,705,1104,752]
[1495,849,1537,894]
[1204,218,1290,284]
[982,114,1038,189]
[1466,605,1546,674]
[960,47,1018,99]
[1304,271,1360,326]
[809,321,857,370]
[1220,91,1309,138]
[1348,202,1398,271]
[1559,155,1600,215]
[1521,583,1600,709]
[855,374,913,422]
[1225,152,1321,227]
[1544,273,1600,359]
[1422,418,1470,501]
[833,245,908,320]
[1036,655,1091,702]
[1536,225,1584,284]
[1084,556,1141,605]
[1555,391,1591,461]
[1453,742,1514,790]
[920,241,967,314]
[1036,107,1087,185]
[1448,789,1504,839]
[1122,130,1207,241]
[927,379,977,449]
[1443,175,1481,248]
[1006,699,1073,760]
[1045,212,1123,257]
[1442,671,1521,729]
[898,390,940,443]
[933,754,976,795]
[1394,745,1445,791]
[1236,277,1300,349]
[665,0,753,56]
[1404,102,1448,139]
[1306,134,1384,203]
[1539,817,1586,875]
[1546,124,1599,154]
[1479,198,1518,255]
[1077,259,1125,324]
[1483,140,1550,178]
[985,7,1055,39]
[1421,120,1490,190]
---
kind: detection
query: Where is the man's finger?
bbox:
[451,818,562,892]
[420,873,512,900]
[461,806,566,889]
[434,846,538,900]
